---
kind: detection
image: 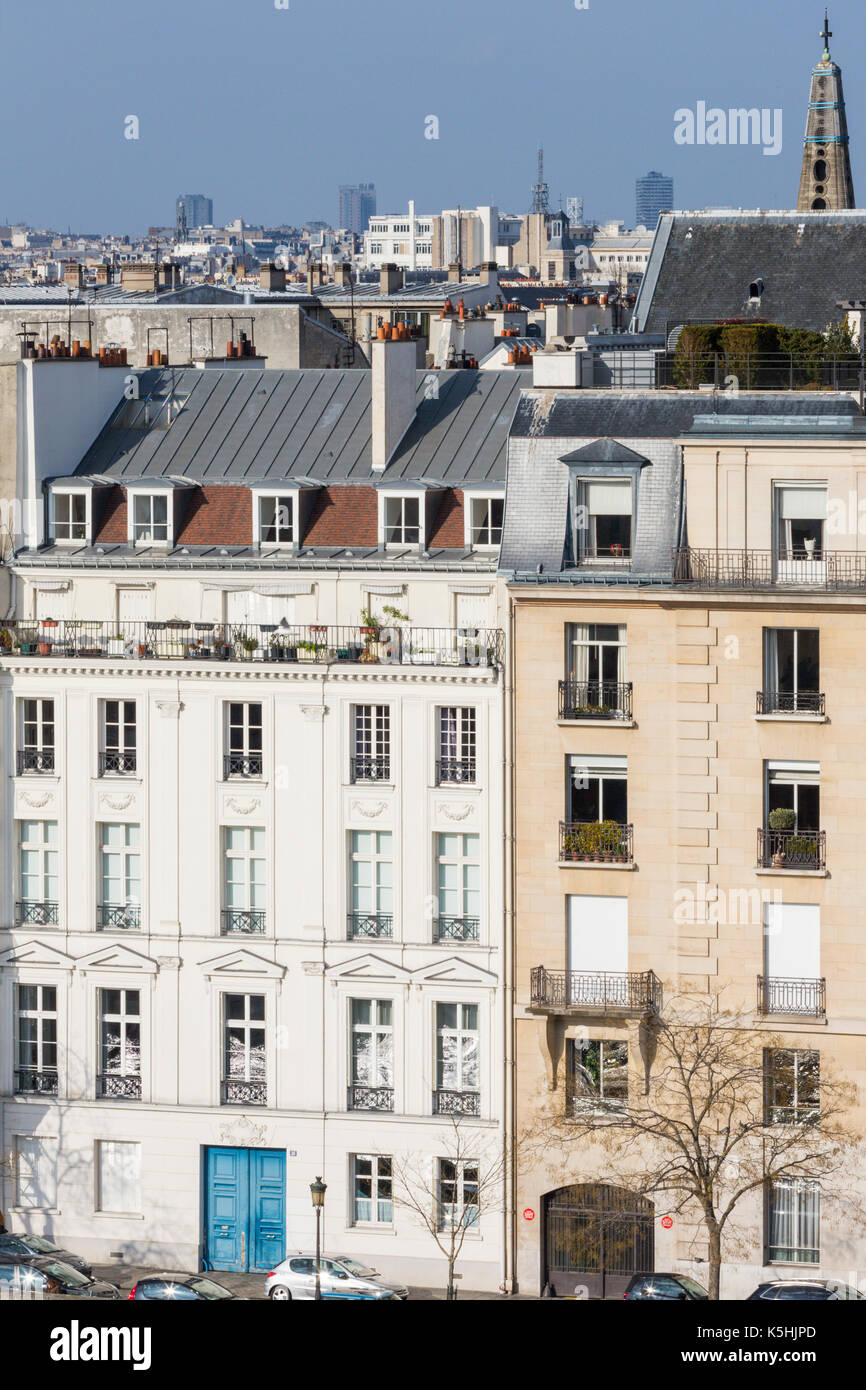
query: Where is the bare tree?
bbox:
[536,997,859,1299]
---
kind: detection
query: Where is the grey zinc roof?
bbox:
[560,438,649,465]
[632,210,866,337]
[510,389,859,439]
[72,366,522,486]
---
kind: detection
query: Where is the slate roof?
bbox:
[72,366,522,487]
[632,210,866,337]
[560,439,650,465]
[510,389,860,439]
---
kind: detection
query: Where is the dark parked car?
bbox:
[0,1252,120,1298]
[128,1272,241,1301]
[0,1231,91,1276]
[623,1273,709,1301]
[748,1280,863,1301]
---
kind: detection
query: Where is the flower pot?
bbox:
[772,852,787,868]
[37,641,53,655]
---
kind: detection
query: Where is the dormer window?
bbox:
[576,479,633,564]
[51,489,90,544]
[126,489,173,548]
[466,493,505,550]
[383,495,421,547]
[255,493,295,549]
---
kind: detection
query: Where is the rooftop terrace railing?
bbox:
[672,548,866,591]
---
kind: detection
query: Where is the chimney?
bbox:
[306,261,324,293]
[64,261,84,289]
[379,262,403,295]
[479,260,499,291]
[332,261,353,287]
[260,261,287,292]
[447,261,463,282]
[371,335,417,472]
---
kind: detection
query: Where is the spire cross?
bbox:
[821,9,832,56]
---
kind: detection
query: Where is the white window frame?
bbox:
[352,704,391,782]
[99,698,137,775]
[222,826,267,927]
[349,830,393,923]
[437,1157,479,1232]
[379,492,424,549]
[96,1140,142,1215]
[435,1001,479,1097]
[252,489,298,549]
[350,1153,393,1226]
[766,1178,820,1265]
[463,491,505,551]
[16,982,58,1085]
[437,706,477,784]
[575,478,634,564]
[349,998,394,1100]
[99,987,141,1081]
[17,819,59,918]
[15,1135,58,1210]
[127,488,173,548]
[435,833,481,939]
[224,701,263,778]
[50,487,91,544]
[99,822,141,921]
[18,697,55,772]
[223,992,267,1085]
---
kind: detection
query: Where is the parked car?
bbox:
[0,1231,91,1276]
[623,1273,709,1301]
[128,1272,241,1301]
[266,1254,408,1301]
[0,1252,120,1299]
[747,1280,863,1301]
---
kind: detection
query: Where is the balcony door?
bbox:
[567,896,627,1005]
[764,629,819,712]
[773,485,827,583]
[766,762,819,831]
[764,903,820,989]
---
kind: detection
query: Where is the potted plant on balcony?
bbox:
[768,807,795,866]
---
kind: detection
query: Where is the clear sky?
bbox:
[0,0,862,233]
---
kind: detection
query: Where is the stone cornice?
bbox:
[0,659,500,685]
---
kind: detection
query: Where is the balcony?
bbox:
[433,916,480,943]
[560,820,633,865]
[98,750,137,776]
[97,1073,142,1100]
[673,547,866,592]
[433,1089,481,1116]
[16,748,55,775]
[223,753,263,779]
[97,904,141,930]
[436,758,476,785]
[349,1085,394,1112]
[16,901,58,926]
[221,908,266,935]
[14,1068,58,1096]
[350,755,391,783]
[756,691,825,716]
[758,976,826,1018]
[531,967,662,1016]
[221,1078,267,1106]
[757,828,826,872]
[347,912,393,939]
[558,680,633,722]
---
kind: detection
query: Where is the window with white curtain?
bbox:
[576,480,633,561]
[349,1000,393,1107]
[766,1178,819,1264]
[15,1135,58,1208]
[351,1154,393,1224]
[565,624,628,711]
[774,485,827,560]
[97,1140,142,1213]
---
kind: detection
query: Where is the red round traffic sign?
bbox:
[661,1215,673,1229]
[523,1208,535,1221]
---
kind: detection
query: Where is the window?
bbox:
[568,754,628,823]
[766,1179,819,1264]
[352,705,390,782]
[468,496,504,549]
[765,1049,820,1124]
[351,1155,393,1224]
[17,820,59,926]
[222,994,266,1105]
[15,1136,58,1208]
[131,492,170,545]
[98,823,141,930]
[568,1039,628,1111]
[576,480,632,561]
[225,702,263,778]
[349,999,393,1109]
[18,697,55,774]
[100,699,137,775]
[98,989,141,1099]
[256,494,294,547]
[349,831,393,937]
[97,1140,141,1213]
[435,834,480,942]
[52,491,88,542]
[764,763,821,870]
[564,624,628,717]
[762,903,822,1014]
[434,1003,479,1114]
[438,1158,479,1230]
[222,827,266,933]
[438,707,476,784]
[15,984,58,1095]
[774,485,827,562]
[763,630,821,714]
[383,495,421,547]
[567,895,629,999]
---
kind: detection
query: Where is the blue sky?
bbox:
[0,0,862,233]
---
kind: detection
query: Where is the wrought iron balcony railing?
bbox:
[98,750,137,776]
[16,901,59,926]
[757,828,825,872]
[350,754,391,783]
[349,1085,394,1112]
[673,547,866,591]
[221,1077,267,1106]
[221,908,266,935]
[97,904,141,930]
[348,912,393,939]
[558,680,633,721]
[433,1089,481,1116]
[97,1073,142,1100]
[756,690,825,716]
[560,820,633,864]
[16,748,55,775]
[531,967,662,1015]
[223,752,264,779]
[436,757,477,785]
[433,916,480,943]
[14,1068,58,1096]
[758,976,826,1018]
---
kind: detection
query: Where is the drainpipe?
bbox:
[501,589,516,1292]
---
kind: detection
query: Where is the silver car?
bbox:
[266,1254,408,1301]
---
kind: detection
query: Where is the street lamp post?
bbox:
[310,1176,327,1301]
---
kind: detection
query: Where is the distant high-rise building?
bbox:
[176,194,213,230]
[797,11,854,211]
[566,196,584,226]
[338,183,377,234]
[635,171,674,229]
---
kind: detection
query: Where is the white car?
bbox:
[266,1254,408,1301]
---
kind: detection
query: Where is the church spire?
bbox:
[796,10,855,211]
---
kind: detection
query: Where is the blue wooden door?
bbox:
[204,1147,286,1273]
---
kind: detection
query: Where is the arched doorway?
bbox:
[543,1183,654,1298]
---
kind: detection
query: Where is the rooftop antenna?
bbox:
[530,147,551,215]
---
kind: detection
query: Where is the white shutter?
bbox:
[456,593,489,631]
[116,588,151,623]
[765,903,820,979]
[568,895,628,973]
[225,591,254,624]
[585,480,632,515]
[226,592,295,626]
[35,589,71,620]
[16,1136,58,1208]
[99,1140,141,1213]
[776,486,827,520]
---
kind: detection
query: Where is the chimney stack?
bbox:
[332,262,353,287]
[479,260,499,290]
[64,261,84,289]
[260,261,287,292]
[306,261,324,293]
[371,336,417,472]
[447,262,463,283]
[379,262,404,295]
